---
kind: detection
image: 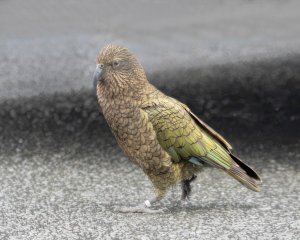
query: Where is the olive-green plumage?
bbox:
[94,44,262,209]
[144,100,232,169]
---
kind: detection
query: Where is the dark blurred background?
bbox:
[0,1,299,239]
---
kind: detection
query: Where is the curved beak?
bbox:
[93,65,104,91]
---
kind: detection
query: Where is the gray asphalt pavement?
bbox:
[0,132,299,239]
[0,1,300,239]
[1,0,300,100]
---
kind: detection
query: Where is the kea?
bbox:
[93,44,262,213]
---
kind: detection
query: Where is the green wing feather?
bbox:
[143,100,233,170]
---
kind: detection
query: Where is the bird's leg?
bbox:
[116,196,164,214]
[181,174,197,200]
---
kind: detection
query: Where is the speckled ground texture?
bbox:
[0,1,300,240]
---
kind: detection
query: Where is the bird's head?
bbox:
[93,44,147,93]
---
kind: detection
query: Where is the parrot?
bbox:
[93,44,262,213]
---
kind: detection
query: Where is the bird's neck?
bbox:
[97,77,158,111]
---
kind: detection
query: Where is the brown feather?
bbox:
[227,153,262,192]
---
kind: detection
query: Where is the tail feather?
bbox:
[226,153,262,192]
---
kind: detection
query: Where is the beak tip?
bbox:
[93,66,103,92]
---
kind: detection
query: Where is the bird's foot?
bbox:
[115,198,165,214]
[181,174,197,200]
[115,206,164,214]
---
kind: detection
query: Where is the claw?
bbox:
[115,206,164,214]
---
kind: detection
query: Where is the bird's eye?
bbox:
[97,64,104,69]
[112,61,120,68]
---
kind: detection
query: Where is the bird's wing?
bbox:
[176,101,233,151]
[142,100,234,170]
